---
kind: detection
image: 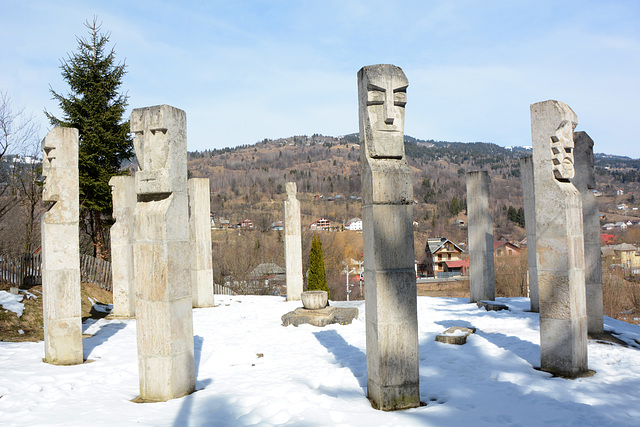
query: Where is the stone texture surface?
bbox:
[132,105,195,401]
[477,300,508,311]
[358,64,419,411]
[466,171,495,303]
[520,156,539,312]
[188,178,214,308]
[573,131,604,335]
[109,175,136,318]
[41,127,83,365]
[531,100,588,377]
[435,326,477,345]
[301,290,328,310]
[281,306,359,327]
[284,182,303,301]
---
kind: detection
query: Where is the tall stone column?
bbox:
[188,178,214,308]
[520,156,539,312]
[41,127,82,365]
[573,131,604,335]
[531,100,588,377]
[284,182,303,301]
[466,170,495,303]
[358,64,419,410]
[132,105,195,401]
[109,175,136,318]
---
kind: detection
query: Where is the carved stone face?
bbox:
[551,115,578,181]
[42,134,60,203]
[130,105,186,195]
[286,182,297,199]
[358,64,408,159]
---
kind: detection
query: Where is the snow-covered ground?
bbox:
[1,295,640,426]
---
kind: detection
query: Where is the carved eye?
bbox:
[394,92,407,107]
[367,90,385,106]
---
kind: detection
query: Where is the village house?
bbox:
[602,243,640,275]
[419,237,466,278]
[344,218,362,231]
[309,217,331,231]
[494,241,521,257]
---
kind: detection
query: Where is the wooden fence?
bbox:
[0,253,112,292]
[213,283,237,296]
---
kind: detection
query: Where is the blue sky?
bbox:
[2,1,639,157]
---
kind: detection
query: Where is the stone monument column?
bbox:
[531,100,588,377]
[466,170,495,303]
[41,127,83,365]
[358,64,420,410]
[284,182,303,301]
[520,156,539,312]
[188,178,215,308]
[109,175,136,318]
[132,105,195,401]
[573,131,604,335]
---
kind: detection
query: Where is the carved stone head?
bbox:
[358,64,408,159]
[130,105,187,195]
[550,106,578,181]
[573,131,596,190]
[42,127,78,204]
[286,182,297,199]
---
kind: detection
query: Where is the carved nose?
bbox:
[384,92,395,125]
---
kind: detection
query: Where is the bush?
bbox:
[307,235,330,297]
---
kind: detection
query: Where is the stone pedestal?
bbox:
[520,156,539,312]
[41,127,83,365]
[284,182,303,301]
[132,105,195,401]
[188,178,214,308]
[109,175,136,318]
[531,100,588,377]
[573,131,604,335]
[466,171,495,303]
[358,64,419,411]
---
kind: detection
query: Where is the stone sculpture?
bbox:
[358,64,420,410]
[188,178,214,308]
[520,155,539,312]
[531,100,588,377]
[573,131,604,335]
[41,127,83,365]
[284,182,303,301]
[109,175,136,318]
[132,105,195,401]
[466,171,495,303]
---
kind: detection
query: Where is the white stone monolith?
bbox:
[520,156,539,312]
[284,182,303,301]
[466,170,495,303]
[531,100,588,377]
[41,126,82,365]
[188,178,214,308]
[109,175,136,318]
[573,131,604,335]
[132,104,195,401]
[358,64,420,410]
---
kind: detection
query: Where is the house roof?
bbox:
[426,237,465,254]
[493,241,520,251]
[445,259,469,268]
[250,263,285,278]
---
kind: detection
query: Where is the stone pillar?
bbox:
[358,64,419,410]
[284,182,303,301]
[188,178,214,308]
[109,175,136,318]
[520,156,539,312]
[531,100,588,377]
[41,127,82,365]
[132,105,195,401]
[466,171,495,303]
[573,131,604,335]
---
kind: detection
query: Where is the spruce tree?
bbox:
[307,235,329,297]
[45,18,133,258]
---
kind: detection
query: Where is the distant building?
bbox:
[420,237,466,278]
[602,243,640,274]
[494,241,520,257]
[614,222,628,231]
[271,221,284,231]
[237,219,254,229]
[218,217,231,229]
[345,218,362,231]
[616,189,624,196]
[309,217,331,231]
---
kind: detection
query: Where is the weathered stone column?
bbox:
[41,127,82,365]
[520,156,539,312]
[573,131,604,335]
[466,170,495,303]
[132,105,195,401]
[188,178,214,308]
[531,100,588,377]
[358,64,419,410]
[109,175,136,318]
[284,182,303,301]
